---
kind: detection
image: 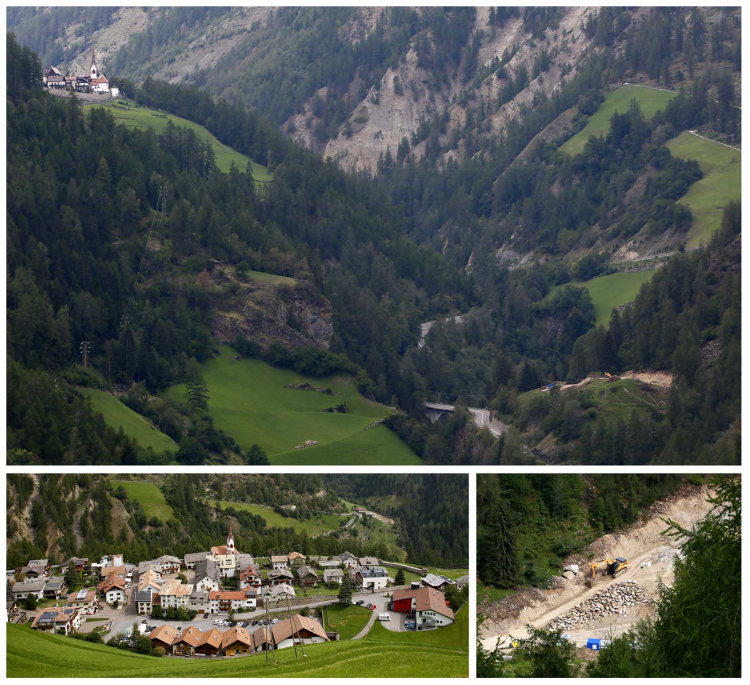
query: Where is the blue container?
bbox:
[587,638,601,650]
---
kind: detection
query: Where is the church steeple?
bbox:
[226,521,236,554]
[90,49,99,80]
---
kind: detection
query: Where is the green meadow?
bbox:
[561,85,678,156]
[208,499,345,536]
[164,345,420,466]
[323,604,373,640]
[545,270,656,327]
[108,480,174,522]
[87,99,272,180]
[365,605,469,653]
[81,388,176,453]
[666,132,741,247]
[6,623,468,677]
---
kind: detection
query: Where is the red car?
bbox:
[367,603,376,610]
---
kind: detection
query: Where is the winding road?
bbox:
[424,403,508,438]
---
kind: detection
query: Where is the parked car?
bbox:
[405,620,416,630]
[355,600,365,606]
[251,621,258,626]
[271,619,279,625]
[367,604,376,611]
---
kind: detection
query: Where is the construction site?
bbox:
[479,486,716,658]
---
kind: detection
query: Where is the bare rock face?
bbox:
[212,278,333,349]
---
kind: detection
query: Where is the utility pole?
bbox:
[267,149,272,169]
[80,341,90,369]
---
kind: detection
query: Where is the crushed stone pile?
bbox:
[546,580,649,630]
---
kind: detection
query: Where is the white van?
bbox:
[378,613,390,621]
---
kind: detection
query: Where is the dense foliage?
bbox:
[6,473,468,569]
[477,474,692,589]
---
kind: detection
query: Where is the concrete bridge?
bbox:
[423,403,507,438]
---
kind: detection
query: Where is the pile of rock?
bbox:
[546,580,649,630]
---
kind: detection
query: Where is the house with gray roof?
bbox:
[194,559,221,592]
[184,551,209,569]
[323,569,343,585]
[12,580,46,601]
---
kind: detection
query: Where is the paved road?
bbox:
[424,403,508,438]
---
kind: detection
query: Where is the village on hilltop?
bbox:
[43,50,119,98]
[7,523,466,658]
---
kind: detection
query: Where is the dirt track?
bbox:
[480,488,714,649]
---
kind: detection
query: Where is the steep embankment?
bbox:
[480,487,715,649]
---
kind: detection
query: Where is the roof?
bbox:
[318,560,341,568]
[134,591,153,603]
[235,554,255,570]
[392,587,454,619]
[323,569,343,581]
[240,567,261,581]
[195,559,220,583]
[210,591,246,601]
[174,626,203,648]
[13,580,46,593]
[251,627,273,650]
[149,624,177,645]
[358,557,379,566]
[421,573,449,588]
[31,608,76,629]
[297,565,317,579]
[100,566,125,577]
[184,551,209,564]
[62,557,88,567]
[288,552,306,560]
[268,570,293,580]
[359,567,387,579]
[271,615,329,644]
[99,576,126,591]
[138,569,162,591]
[67,590,96,604]
[266,584,295,598]
[199,628,222,649]
[45,577,65,589]
[159,580,193,597]
[221,626,252,648]
[270,555,289,563]
[339,551,356,560]
[155,555,181,565]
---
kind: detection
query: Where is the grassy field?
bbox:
[323,604,373,640]
[87,100,272,181]
[109,480,174,522]
[666,132,741,247]
[6,624,467,677]
[561,85,678,156]
[366,605,469,654]
[544,271,656,327]
[244,269,296,286]
[208,499,344,535]
[163,345,420,465]
[81,388,176,453]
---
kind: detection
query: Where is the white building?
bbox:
[270,555,289,570]
[356,567,388,591]
[158,580,193,610]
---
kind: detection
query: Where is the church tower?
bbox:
[90,50,99,80]
[226,521,236,555]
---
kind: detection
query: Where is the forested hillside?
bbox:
[477,474,695,589]
[6,6,742,467]
[6,473,467,569]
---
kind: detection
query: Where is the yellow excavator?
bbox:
[585,557,629,588]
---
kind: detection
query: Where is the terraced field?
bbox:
[666,131,741,247]
[86,100,272,180]
[561,85,678,156]
[163,346,420,466]
[81,388,176,453]
[6,623,468,677]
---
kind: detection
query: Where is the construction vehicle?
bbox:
[585,557,629,587]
